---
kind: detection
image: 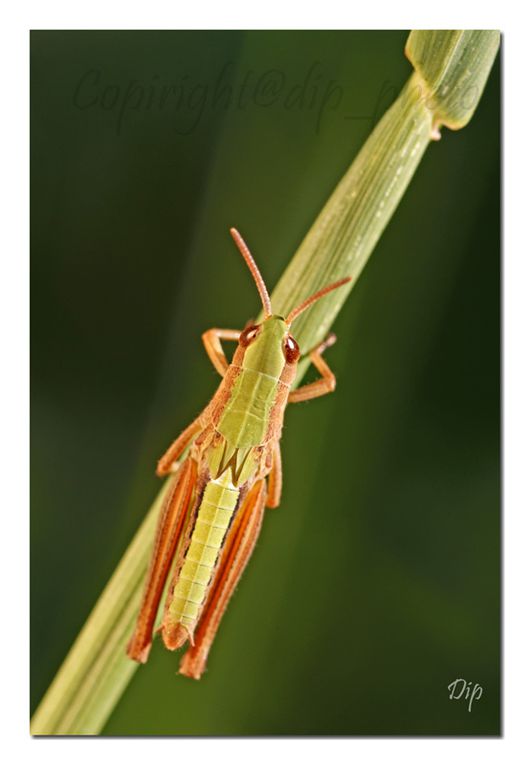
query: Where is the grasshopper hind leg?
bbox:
[127,458,197,663]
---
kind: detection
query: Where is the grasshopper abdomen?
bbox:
[162,471,241,647]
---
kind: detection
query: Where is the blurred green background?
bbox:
[30,31,500,735]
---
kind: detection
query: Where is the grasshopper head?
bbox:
[230,227,351,374]
[238,315,299,378]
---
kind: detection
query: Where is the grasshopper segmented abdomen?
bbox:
[161,470,241,647]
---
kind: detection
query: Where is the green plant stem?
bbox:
[31,482,170,735]
[31,29,499,735]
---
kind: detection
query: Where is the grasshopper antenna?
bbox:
[286,277,352,326]
[230,228,272,318]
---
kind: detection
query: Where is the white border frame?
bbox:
[3,3,526,763]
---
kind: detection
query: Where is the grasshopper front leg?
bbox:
[202,328,241,376]
[288,334,337,404]
[157,328,241,475]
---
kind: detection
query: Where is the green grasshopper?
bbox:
[127,228,350,679]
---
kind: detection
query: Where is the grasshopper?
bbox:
[127,228,350,679]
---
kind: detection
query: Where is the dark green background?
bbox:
[30,31,500,735]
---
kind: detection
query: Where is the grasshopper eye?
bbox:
[284,335,300,364]
[239,324,260,347]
